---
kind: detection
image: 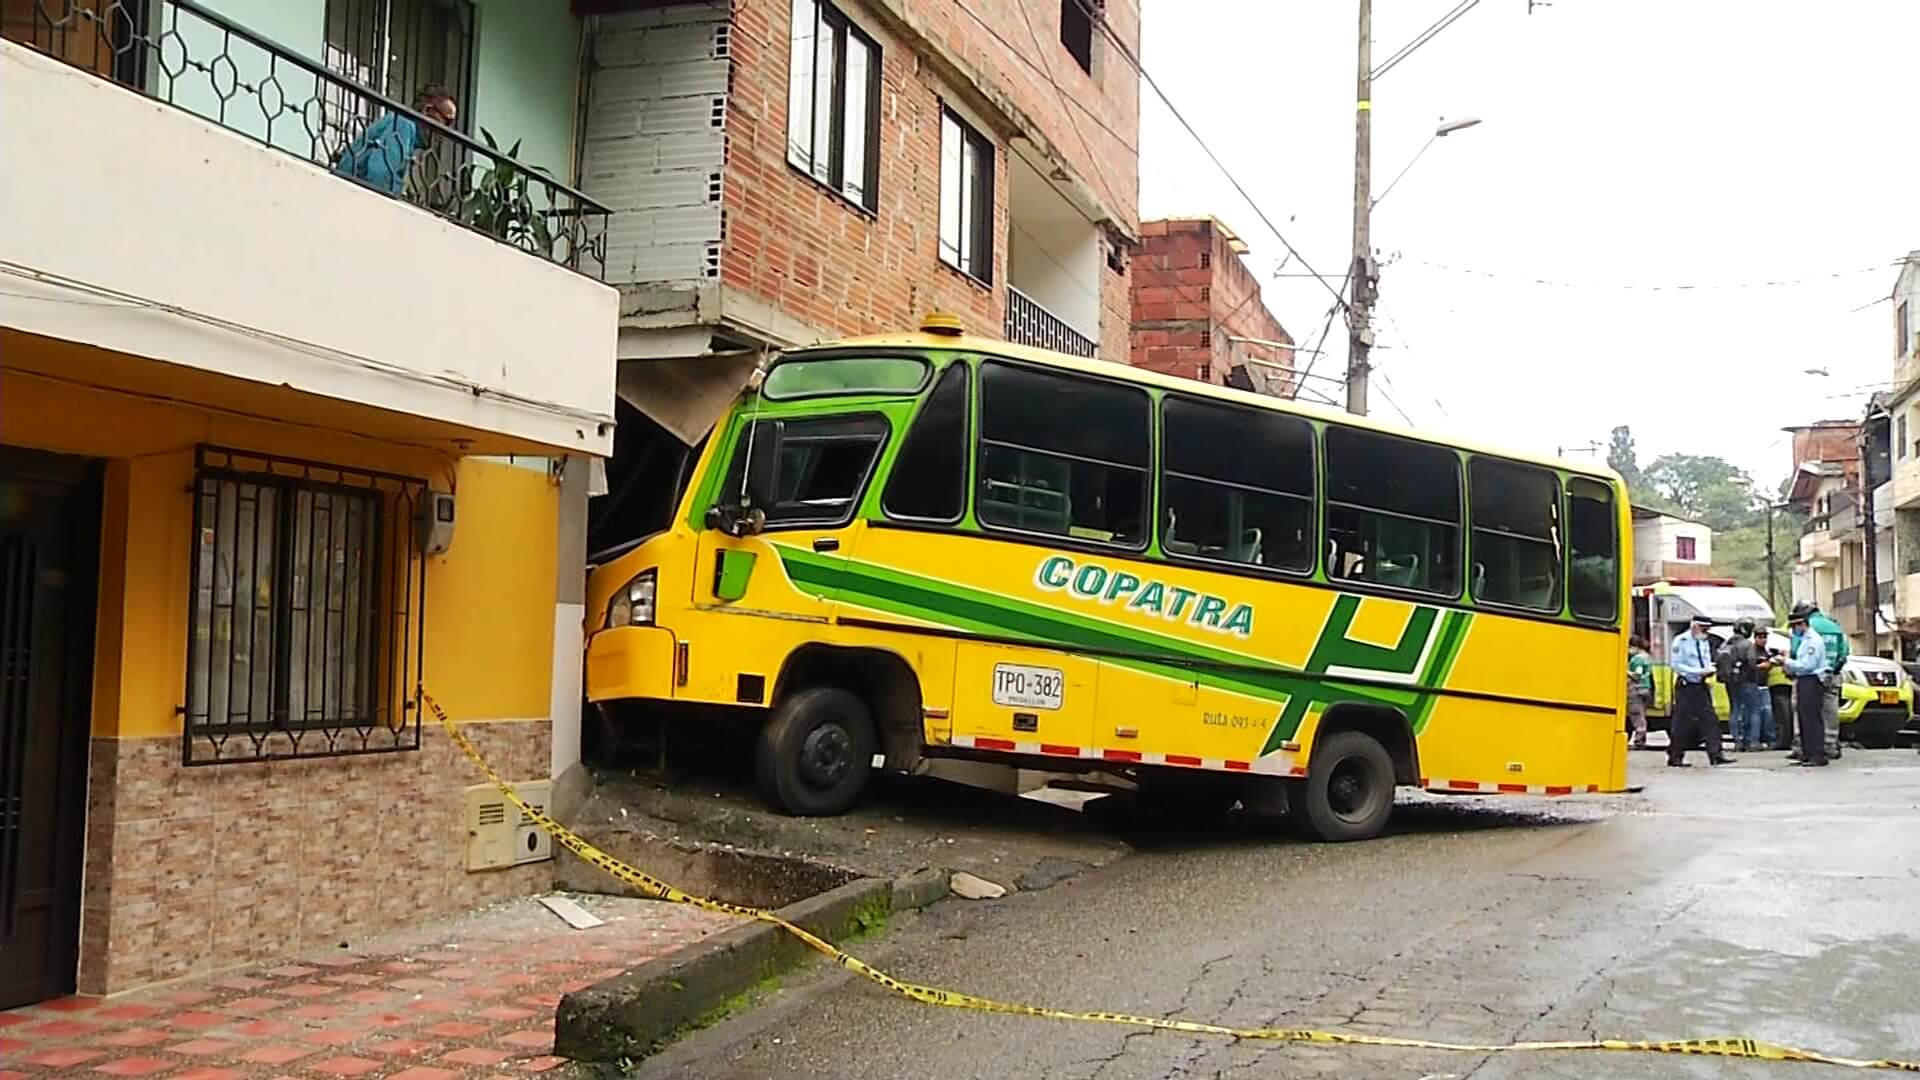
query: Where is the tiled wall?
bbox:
[79,720,552,995]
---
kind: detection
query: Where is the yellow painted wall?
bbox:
[0,362,560,737]
[422,460,559,722]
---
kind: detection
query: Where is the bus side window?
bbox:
[719,414,890,527]
[1566,477,1619,621]
[1160,395,1314,572]
[882,362,969,522]
[1469,457,1562,612]
[1323,426,1462,597]
[976,362,1150,547]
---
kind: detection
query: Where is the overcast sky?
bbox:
[1136,0,1920,492]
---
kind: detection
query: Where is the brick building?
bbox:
[1129,217,1295,394]
[585,0,1141,519]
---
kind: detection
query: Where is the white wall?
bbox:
[1008,153,1102,342]
[1632,516,1712,568]
[0,42,617,455]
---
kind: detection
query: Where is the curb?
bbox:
[554,870,947,1062]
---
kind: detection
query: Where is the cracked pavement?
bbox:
[635,750,1920,1079]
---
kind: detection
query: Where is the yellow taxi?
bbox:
[1767,630,1913,747]
[1838,655,1914,747]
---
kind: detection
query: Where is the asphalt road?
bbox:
[638,749,1920,1079]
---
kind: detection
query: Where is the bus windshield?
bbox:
[762,355,930,400]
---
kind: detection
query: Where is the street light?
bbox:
[1373,118,1485,210]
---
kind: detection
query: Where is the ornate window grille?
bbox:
[183,447,426,764]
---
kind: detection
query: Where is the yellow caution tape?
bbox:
[424,691,1920,1071]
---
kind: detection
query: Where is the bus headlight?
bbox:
[608,569,657,627]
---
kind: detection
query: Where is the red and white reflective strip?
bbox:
[1420,777,1600,796]
[947,735,1305,777]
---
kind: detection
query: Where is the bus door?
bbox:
[691,413,891,618]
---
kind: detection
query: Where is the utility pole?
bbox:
[1861,432,1881,656]
[1765,505,1778,617]
[1344,0,1374,415]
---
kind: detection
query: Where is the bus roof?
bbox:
[800,329,1625,483]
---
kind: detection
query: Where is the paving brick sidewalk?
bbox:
[2,894,734,1080]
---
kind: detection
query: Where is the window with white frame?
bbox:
[787,0,880,211]
[938,108,994,282]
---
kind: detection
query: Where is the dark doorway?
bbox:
[588,400,698,560]
[0,446,100,1009]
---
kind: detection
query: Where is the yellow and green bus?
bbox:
[586,319,1630,841]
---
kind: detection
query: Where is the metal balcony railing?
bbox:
[1006,285,1097,358]
[4,0,609,276]
[1833,585,1862,610]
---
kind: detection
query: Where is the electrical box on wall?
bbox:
[418,492,456,556]
[464,780,553,871]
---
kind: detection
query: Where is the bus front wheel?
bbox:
[755,686,876,816]
[1297,730,1396,842]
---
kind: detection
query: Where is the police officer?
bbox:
[1789,601,1848,761]
[1785,604,1831,766]
[1668,613,1735,766]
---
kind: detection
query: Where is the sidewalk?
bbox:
[2,894,733,1080]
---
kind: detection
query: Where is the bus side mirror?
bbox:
[744,421,782,512]
[704,421,781,538]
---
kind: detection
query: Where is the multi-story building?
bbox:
[0,2,618,1004]
[1630,506,1715,585]
[1128,217,1295,394]
[582,0,1141,546]
[1,0,1145,1005]
[1788,419,1875,646]
[1883,252,1920,654]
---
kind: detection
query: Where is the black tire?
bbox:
[754,686,876,816]
[1298,730,1396,842]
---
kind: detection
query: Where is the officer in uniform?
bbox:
[1667,613,1734,766]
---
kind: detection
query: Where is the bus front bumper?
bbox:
[585,625,679,703]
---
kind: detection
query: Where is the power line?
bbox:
[1371,0,1480,81]
[1006,0,1126,226]
[1063,0,1347,310]
[1376,307,1450,421]
[1407,258,1894,292]
[945,2,1139,154]
[1288,292,1348,401]
[1373,373,1418,427]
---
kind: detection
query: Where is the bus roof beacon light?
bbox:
[418,492,456,556]
[921,312,965,336]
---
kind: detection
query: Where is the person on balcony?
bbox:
[334,84,457,197]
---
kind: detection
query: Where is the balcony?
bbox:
[3,0,609,274]
[1006,285,1096,358]
[1006,150,1102,358]
[1,3,618,454]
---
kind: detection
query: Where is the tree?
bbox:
[1640,453,1761,531]
[1606,425,1640,487]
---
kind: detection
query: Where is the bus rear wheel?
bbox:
[755,686,876,816]
[1297,730,1395,842]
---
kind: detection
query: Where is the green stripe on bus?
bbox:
[776,545,1468,759]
